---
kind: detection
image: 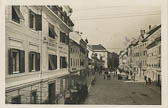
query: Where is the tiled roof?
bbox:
[88,44,106,51]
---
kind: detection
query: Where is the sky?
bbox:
[68,0,161,54]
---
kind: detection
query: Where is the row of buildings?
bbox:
[5,5,120,104]
[119,25,161,86]
[5,5,89,104]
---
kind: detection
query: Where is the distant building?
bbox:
[125,25,161,86]
[146,25,161,85]
[69,31,89,88]
[87,44,108,69]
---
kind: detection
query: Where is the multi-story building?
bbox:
[79,38,89,85]
[87,44,108,69]
[119,49,129,72]
[5,5,74,104]
[146,25,161,85]
[131,30,148,77]
[125,25,161,85]
[68,32,82,88]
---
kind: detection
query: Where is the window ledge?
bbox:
[29,28,38,33]
[10,20,22,27]
[7,71,40,78]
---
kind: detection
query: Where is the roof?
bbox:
[146,36,161,49]
[143,25,161,42]
[132,41,138,46]
[88,44,107,51]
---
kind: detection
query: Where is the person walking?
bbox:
[144,75,148,85]
[148,77,152,85]
[103,71,106,80]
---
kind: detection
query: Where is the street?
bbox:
[84,73,161,105]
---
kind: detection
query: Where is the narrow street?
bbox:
[85,73,161,105]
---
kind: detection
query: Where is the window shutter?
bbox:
[66,35,69,45]
[54,55,57,69]
[60,57,62,69]
[13,6,24,20]
[29,51,33,72]
[8,49,13,74]
[63,33,66,43]
[35,14,42,31]
[60,32,62,42]
[36,53,40,71]
[19,50,25,73]
[29,10,33,28]
[49,23,56,38]
[52,55,57,70]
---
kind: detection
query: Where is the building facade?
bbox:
[87,44,108,69]
[124,25,161,85]
[146,25,161,85]
[5,5,74,104]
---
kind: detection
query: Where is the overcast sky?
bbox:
[68,0,161,53]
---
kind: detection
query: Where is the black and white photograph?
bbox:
[1,0,168,107]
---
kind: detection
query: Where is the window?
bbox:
[80,59,84,66]
[12,6,24,23]
[48,54,57,70]
[8,48,25,74]
[31,91,37,104]
[60,32,69,45]
[49,23,56,38]
[29,51,40,72]
[29,10,35,29]
[60,56,67,68]
[11,96,21,104]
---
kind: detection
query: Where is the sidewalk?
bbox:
[86,74,94,91]
[135,75,161,95]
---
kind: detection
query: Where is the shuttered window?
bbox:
[11,95,21,104]
[8,48,25,74]
[60,32,69,45]
[60,56,67,69]
[12,6,24,23]
[29,10,35,29]
[29,51,40,72]
[48,23,56,38]
[48,54,57,70]
[29,10,42,31]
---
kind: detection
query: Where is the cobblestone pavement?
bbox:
[84,73,161,105]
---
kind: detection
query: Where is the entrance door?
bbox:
[48,83,56,104]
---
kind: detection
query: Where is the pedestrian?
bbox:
[103,71,105,80]
[148,77,152,85]
[144,75,148,85]
[105,70,108,80]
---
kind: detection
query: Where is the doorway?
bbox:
[48,82,56,104]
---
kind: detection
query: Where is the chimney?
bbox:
[140,30,145,35]
[149,25,151,30]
